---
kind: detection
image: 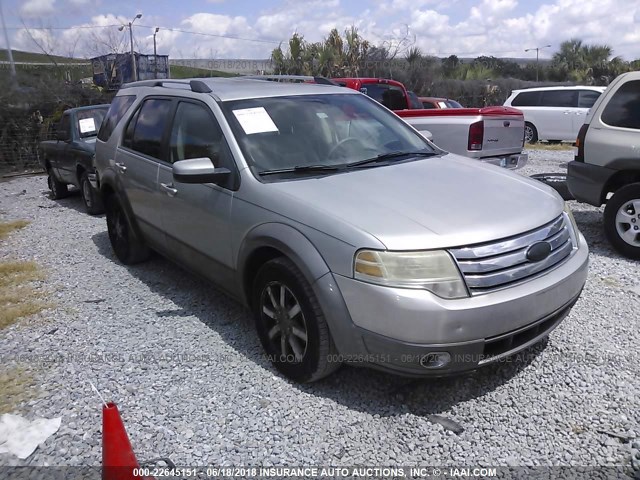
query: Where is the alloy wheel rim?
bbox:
[260,281,308,362]
[524,126,534,143]
[615,200,640,247]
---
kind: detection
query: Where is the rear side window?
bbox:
[601,81,640,130]
[539,90,577,107]
[577,90,601,108]
[97,95,136,141]
[124,98,172,159]
[511,91,540,107]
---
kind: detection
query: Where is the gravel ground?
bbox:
[0,149,638,472]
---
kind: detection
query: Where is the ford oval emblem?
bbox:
[526,241,552,262]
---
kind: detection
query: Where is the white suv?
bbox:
[504,86,605,143]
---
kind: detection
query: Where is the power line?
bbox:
[6,24,121,30]
[134,24,282,45]
[7,22,283,45]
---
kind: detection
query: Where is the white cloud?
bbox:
[10,0,640,61]
[20,0,56,17]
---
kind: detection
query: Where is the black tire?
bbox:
[252,257,340,382]
[530,173,574,201]
[104,194,150,264]
[524,122,538,144]
[47,167,69,200]
[603,183,640,260]
[80,172,105,215]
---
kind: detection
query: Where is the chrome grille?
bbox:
[450,215,575,294]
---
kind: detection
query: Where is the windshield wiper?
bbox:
[346,151,437,168]
[258,164,341,176]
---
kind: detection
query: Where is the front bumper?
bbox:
[314,233,588,376]
[481,153,528,170]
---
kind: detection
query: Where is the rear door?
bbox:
[157,99,237,286]
[586,79,640,168]
[538,90,578,141]
[115,97,173,245]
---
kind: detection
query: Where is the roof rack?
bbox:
[241,75,339,86]
[120,79,212,93]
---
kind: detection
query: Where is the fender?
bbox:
[99,167,142,238]
[237,222,331,304]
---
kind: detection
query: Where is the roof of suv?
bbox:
[119,77,353,102]
[511,85,606,94]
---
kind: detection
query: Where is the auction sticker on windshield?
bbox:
[78,118,96,134]
[233,107,279,135]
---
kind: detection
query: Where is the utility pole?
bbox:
[119,13,142,81]
[0,0,17,87]
[153,27,159,78]
[525,44,551,82]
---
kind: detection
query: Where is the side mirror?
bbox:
[56,130,70,142]
[173,157,231,185]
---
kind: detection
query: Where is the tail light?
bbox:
[468,121,484,151]
[575,123,589,162]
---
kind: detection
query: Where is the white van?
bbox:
[504,86,606,143]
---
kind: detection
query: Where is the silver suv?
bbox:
[95,78,589,382]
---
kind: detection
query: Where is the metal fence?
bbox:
[0,116,53,175]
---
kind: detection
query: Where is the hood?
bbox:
[264,154,563,250]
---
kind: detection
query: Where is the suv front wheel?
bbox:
[252,257,340,382]
[604,183,640,260]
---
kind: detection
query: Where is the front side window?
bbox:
[577,90,602,109]
[169,101,233,170]
[124,98,172,159]
[98,95,136,141]
[601,81,640,130]
[222,93,436,178]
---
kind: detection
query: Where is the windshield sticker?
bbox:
[78,118,96,133]
[233,107,279,135]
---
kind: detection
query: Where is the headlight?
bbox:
[354,250,468,299]
[563,202,580,242]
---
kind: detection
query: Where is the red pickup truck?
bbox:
[332,77,527,169]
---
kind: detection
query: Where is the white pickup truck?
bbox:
[333,77,528,169]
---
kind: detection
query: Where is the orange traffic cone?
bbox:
[102,402,147,480]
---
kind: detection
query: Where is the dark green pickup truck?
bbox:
[39,105,109,214]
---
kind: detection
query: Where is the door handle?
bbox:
[115,162,127,173]
[160,182,178,197]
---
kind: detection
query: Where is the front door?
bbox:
[157,100,237,286]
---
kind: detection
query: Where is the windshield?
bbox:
[222,93,436,177]
[76,107,108,138]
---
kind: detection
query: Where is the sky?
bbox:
[2,0,640,61]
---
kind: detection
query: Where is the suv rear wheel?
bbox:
[252,257,339,382]
[604,183,640,260]
[524,122,538,144]
[105,194,150,264]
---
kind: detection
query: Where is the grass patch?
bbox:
[0,220,30,240]
[0,366,38,414]
[0,220,49,329]
[527,143,575,151]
